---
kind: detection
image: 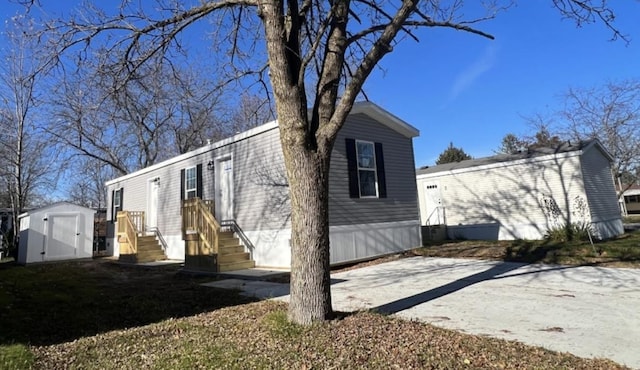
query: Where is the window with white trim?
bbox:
[184,166,197,199]
[356,140,378,197]
[345,138,387,199]
[112,188,123,221]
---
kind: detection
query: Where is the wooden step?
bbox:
[137,250,166,262]
[218,252,250,264]
[137,243,163,252]
[218,231,235,240]
[119,234,166,263]
[137,238,161,248]
[218,245,245,254]
[218,237,241,247]
[218,260,255,272]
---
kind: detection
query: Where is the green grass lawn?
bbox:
[0,256,634,369]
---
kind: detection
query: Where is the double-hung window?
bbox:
[184,166,197,199]
[111,188,123,221]
[346,138,387,199]
[356,141,378,197]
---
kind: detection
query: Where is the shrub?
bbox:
[544,222,594,243]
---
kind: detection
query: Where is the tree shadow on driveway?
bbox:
[371,261,582,315]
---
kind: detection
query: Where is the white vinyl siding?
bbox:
[417,153,587,240]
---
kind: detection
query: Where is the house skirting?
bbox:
[444,217,624,241]
[242,220,421,268]
[592,217,624,240]
[109,220,421,268]
[446,222,545,241]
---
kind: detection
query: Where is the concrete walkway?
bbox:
[204,257,640,368]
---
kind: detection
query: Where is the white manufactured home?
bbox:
[105,102,421,271]
[416,140,624,241]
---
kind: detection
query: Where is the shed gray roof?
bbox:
[417,139,605,176]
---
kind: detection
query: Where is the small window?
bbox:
[184,166,197,199]
[356,141,377,197]
[112,188,123,221]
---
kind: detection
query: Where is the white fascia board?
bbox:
[17,201,92,218]
[623,189,640,196]
[416,150,583,180]
[105,120,279,186]
[351,101,420,138]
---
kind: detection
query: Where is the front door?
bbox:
[423,182,444,225]
[147,178,160,231]
[215,156,234,221]
[45,214,79,261]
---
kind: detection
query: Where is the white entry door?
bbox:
[215,156,234,221]
[147,178,160,231]
[45,214,79,261]
[423,182,445,225]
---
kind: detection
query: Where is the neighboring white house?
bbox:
[617,183,640,215]
[416,139,624,241]
[18,202,95,264]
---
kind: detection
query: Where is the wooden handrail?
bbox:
[116,211,142,254]
[182,198,220,255]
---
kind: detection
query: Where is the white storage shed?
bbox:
[18,202,95,264]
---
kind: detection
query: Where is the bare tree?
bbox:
[49,58,235,174]
[29,0,627,324]
[65,157,114,209]
[560,79,640,194]
[0,16,59,255]
[225,93,275,134]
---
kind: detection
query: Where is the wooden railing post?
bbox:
[181,198,220,271]
[116,210,144,256]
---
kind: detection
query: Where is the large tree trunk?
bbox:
[283,141,333,324]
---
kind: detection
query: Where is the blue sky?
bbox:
[1,1,638,169]
[364,2,640,166]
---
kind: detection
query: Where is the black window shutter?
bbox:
[345,138,359,198]
[196,163,203,199]
[111,190,116,222]
[180,169,185,201]
[119,188,124,210]
[375,142,387,198]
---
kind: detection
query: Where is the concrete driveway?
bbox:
[205,257,640,368]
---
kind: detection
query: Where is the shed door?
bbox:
[423,182,445,225]
[215,156,234,221]
[45,214,79,261]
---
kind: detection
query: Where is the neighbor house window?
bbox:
[345,138,387,199]
[626,195,640,204]
[184,166,197,199]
